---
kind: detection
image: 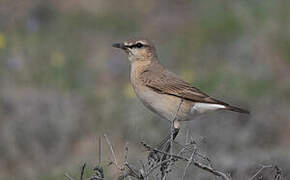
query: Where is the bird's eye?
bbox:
[136,43,143,48]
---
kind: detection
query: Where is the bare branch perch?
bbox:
[141,141,231,180]
[65,128,282,180]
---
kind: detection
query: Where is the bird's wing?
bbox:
[139,64,229,105]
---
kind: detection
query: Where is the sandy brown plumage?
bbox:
[139,61,249,114]
[113,37,250,124]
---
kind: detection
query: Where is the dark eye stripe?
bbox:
[126,43,148,49]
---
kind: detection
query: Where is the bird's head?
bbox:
[112,38,157,62]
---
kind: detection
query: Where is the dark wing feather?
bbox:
[139,64,229,106]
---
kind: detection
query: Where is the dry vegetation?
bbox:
[64,134,282,180]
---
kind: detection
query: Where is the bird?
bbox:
[112,37,249,142]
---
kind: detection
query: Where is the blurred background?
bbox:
[0,0,290,179]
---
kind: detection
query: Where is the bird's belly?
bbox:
[134,86,192,121]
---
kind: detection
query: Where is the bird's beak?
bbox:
[112,43,126,50]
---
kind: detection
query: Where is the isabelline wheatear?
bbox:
[112,37,249,140]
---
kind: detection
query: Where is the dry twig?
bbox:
[66,135,283,180]
[141,141,231,180]
[249,164,282,180]
[64,173,75,180]
[65,103,282,180]
[80,163,86,180]
[104,134,122,170]
[182,145,197,180]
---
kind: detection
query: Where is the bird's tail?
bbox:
[226,105,250,114]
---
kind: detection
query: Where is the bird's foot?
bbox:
[147,128,179,164]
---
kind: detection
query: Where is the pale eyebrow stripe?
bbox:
[136,41,148,45]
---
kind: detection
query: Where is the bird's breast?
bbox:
[131,80,192,121]
[130,62,192,121]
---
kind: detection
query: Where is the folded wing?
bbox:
[140,64,229,106]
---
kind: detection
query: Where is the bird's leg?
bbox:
[148,124,180,163]
[147,129,175,164]
[160,100,183,179]
[147,99,183,179]
[159,122,180,152]
[157,98,184,151]
[160,121,180,179]
[155,131,174,150]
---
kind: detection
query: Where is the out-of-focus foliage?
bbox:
[0,0,290,179]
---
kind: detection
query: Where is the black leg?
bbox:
[160,127,180,179]
[162,127,179,152]
[156,126,180,151]
[148,127,179,161]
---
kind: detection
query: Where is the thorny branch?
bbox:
[141,141,231,180]
[64,100,282,180]
[65,135,283,180]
